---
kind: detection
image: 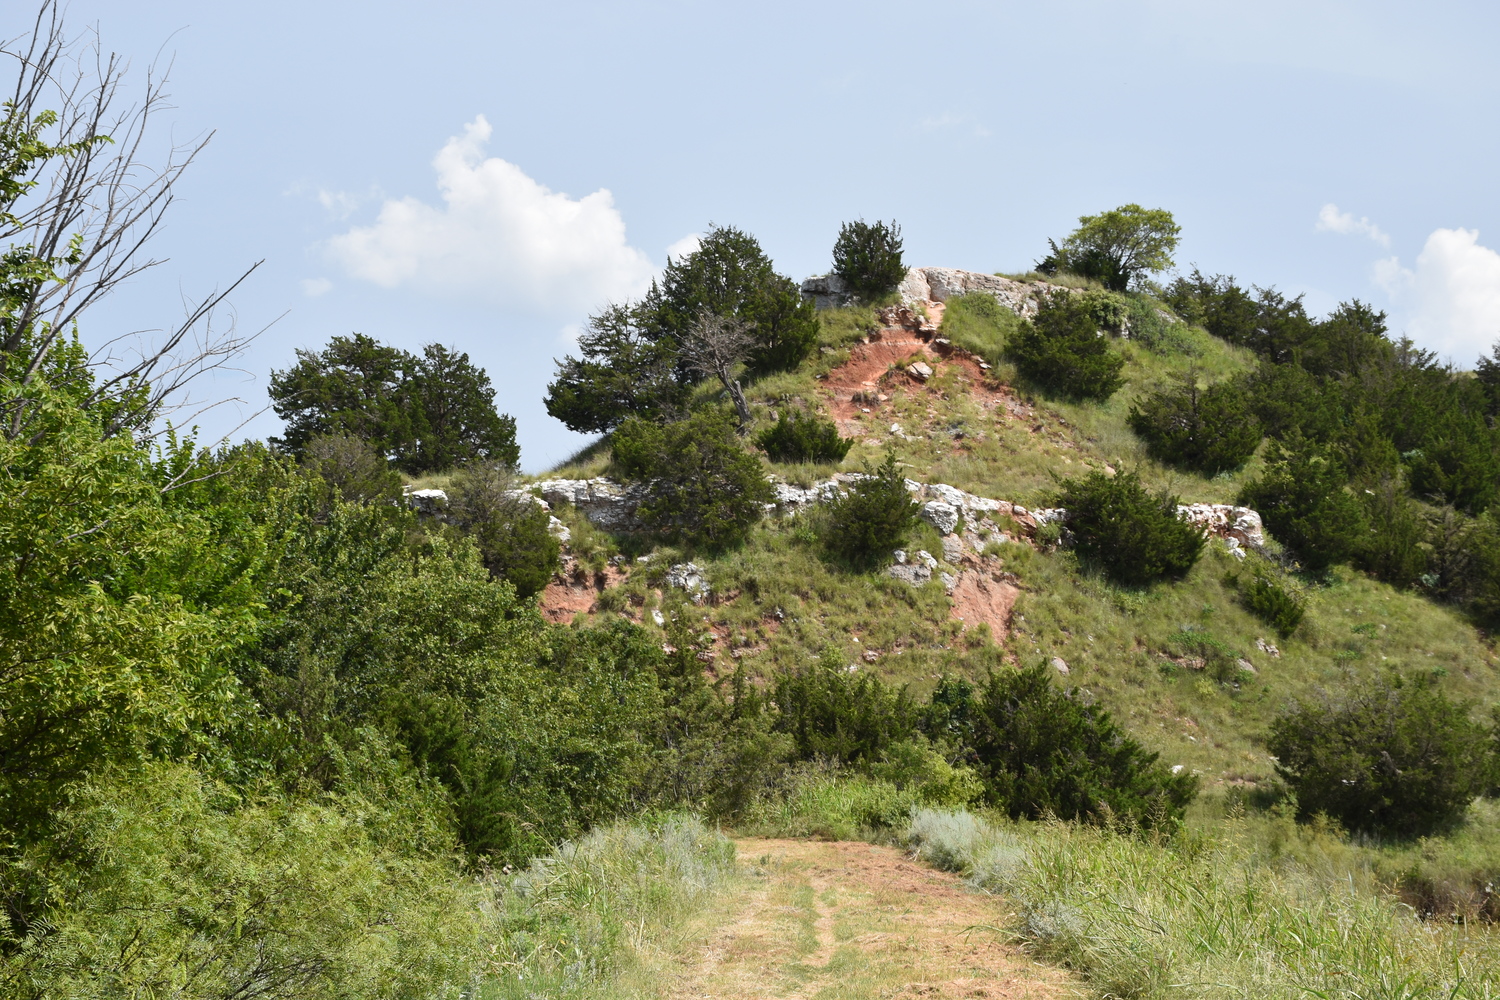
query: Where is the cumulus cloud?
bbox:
[326,117,657,314]
[1374,228,1500,362]
[1316,203,1390,247]
[666,233,702,263]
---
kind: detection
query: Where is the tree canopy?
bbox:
[545,225,817,433]
[1039,204,1180,292]
[269,335,519,473]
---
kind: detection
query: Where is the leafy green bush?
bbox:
[756,410,851,464]
[1234,570,1305,636]
[1354,479,1429,589]
[820,451,922,567]
[1268,672,1495,836]
[771,649,915,764]
[1055,471,1204,585]
[10,757,486,1000]
[1127,376,1262,473]
[832,219,906,301]
[446,463,559,599]
[1238,438,1367,574]
[613,410,773,548]
[1006,292,1126,401]
[969,663,1197,827]
[1122,292,1198,354]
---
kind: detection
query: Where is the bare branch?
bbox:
[682,309,755,430]
[2,2,259,439]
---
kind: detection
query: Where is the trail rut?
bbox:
[666,838,1069,1000]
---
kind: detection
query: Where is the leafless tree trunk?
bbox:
[1,2,264,440]
[682,309,755,431]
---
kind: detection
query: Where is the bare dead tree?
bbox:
[1,2,264,440]
[682,309,755,431]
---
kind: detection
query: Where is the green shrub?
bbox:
[820,451,922,567]
[1234,570,1305,637]
[1055,471,1204,586]
[771,649,915,765]
[831,218,906,301]
[11,759,487,1000]
[1127,376,1262,473]
[612,410,773,548]
[1238,438,1366,574]
[1167,626,1249,684]
[1354,480,1429,589]
[1268,671,1494,836]
[1122,292,1198,354]
[300,432,403,504]
[970,663,1197,827]
[446,462,559,598]
[1006,292,1126,401]
[756,410,852,464]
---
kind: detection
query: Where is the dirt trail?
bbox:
[666,838,1069,1000]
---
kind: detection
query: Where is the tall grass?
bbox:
[484,815,737,999]
[905,807,1500,999]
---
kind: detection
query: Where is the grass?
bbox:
[483,814,737,999]
[905,806,1500,999]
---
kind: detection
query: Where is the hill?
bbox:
[523,266,1500,793]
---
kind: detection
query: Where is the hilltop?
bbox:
[516,264,1500,792]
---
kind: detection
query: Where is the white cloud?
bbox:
[326,116,656,314]
[666,233,702,263]
[1315,203,1390,248]
[1374,228,1500,361]
[300,277,333,297]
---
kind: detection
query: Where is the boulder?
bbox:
[887,562,932,586]
[665,562,710,603]
[921,500,960,535]
[799,272,855,309]
[907,360,934,381]
[1051,656,1070,676]
[940,533,966,563]
[404,488,448,516]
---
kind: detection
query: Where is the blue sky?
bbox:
[22,0,1500,470]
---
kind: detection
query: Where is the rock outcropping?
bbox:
[800,266,1078,319]
[525,473,1263,559]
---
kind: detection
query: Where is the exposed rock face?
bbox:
[921,501,960,535]
[529,475,1264,559]
[897,267,1073,319]
[404,487,448,515]
[665,562,710,603]
[533,478,647,532]
[800,266,1075,318]
[800,272,855,309]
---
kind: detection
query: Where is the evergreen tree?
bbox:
[1006,293,1125,401]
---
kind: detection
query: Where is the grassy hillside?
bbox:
[530,290,1500,791]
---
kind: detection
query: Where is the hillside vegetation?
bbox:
[7,9,1500,996]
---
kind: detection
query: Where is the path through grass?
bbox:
[665,838,1069,1000]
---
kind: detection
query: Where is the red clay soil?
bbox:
[948,569,1020,640]
[819,311,1031,438]
[537,564,630,625]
